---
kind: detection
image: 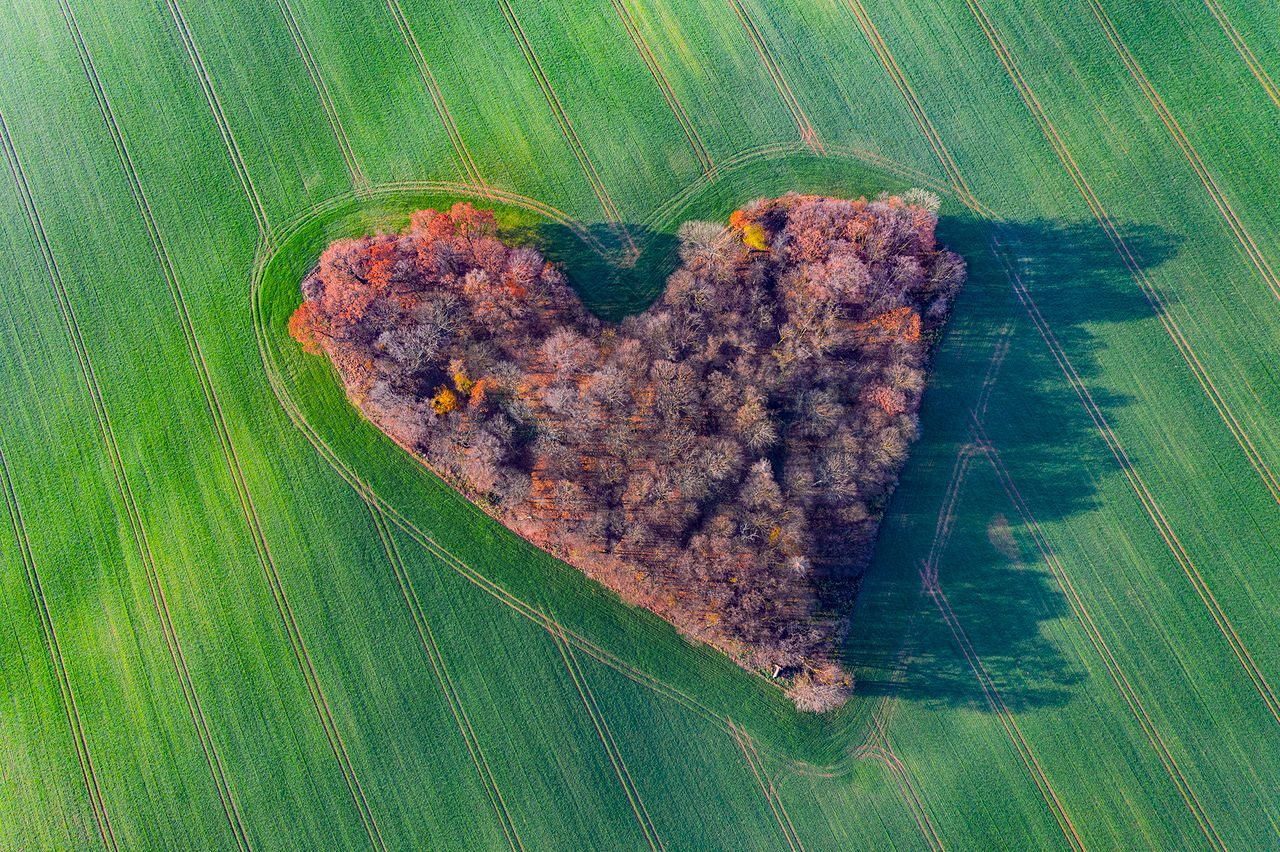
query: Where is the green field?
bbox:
[2,0,1279,847]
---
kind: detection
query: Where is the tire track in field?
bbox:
[383,0,486,189]
[273,0,369,192]
[972,421,1227,852]
[494,0,637,256]
[1200,0,1280,110]
[842,0,981,211]
[1082,0,1280,303]
[854,742,943,851]
[0,106,253,852]
[365,503,524,852]
[0,443,116,852]
[727,719,805,852]
[969,0,1280,514]
[991,233,1280,730]
[919,564,1087,852]
[725,0,824,154]
[56,4,387,846]
[606,0,715,180]
[161,0,271,244]
[546,614,665,852]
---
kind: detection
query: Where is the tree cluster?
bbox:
[291,194,964,711]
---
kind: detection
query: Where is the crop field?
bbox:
[1,0,1278,847]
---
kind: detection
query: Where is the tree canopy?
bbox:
[291,194,964,711]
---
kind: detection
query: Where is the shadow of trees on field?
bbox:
[843,213,1179,713]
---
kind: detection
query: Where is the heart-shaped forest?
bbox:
[289,191,965,711]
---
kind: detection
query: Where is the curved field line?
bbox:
[937,0,1280,725]
[546,616,665,851]
[365,503,524,852]
[272,0,368,191]
[724,0,824,154]
[973,426,1227,851]
[494,0,636,255]
[161,0,270,243]
[0,444,116,851]
[854,742,944,851]
[383,0,486,188]
[606,0,715,180]
[0,106,253,852]
[1200,0,1280,110]
[919,568,1087,852]
[1083,0,1280,303]
[56,4,387,846]
[639,139,953,236]
[727,719,804,852]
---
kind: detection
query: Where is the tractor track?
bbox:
[162,0,270,243]
[0,443,116,851]
[495,0,636,255]
[725,0,823,154]
[547,615,665,851]
[273,0,368,191]
[606,0,715,180]
[366,503,524,851]
[384,0,486,188]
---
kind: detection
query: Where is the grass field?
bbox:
[1,0,1278,847]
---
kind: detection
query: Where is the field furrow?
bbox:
[1199,0,1280,110]
[606,0,715,179]
[383,0,485,188]
[366,502,524,851]
[493,0,635,252]
[974,428,1227,851]
[1081,0,1280,303]
[724,0,823,153]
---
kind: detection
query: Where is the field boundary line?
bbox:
[972,423,1227,851]
[1200,0,1280,110]
[0,441,116,851]
[494,0,637,256]
[545,614,665,851]
[272,0,369,192]
[1082,0,1280,302]
[607,0,715,180]
[727,719,804,852]
[919,564,1086,852]
[725,0,824,154]
[57,3,387,846]
[366,503,524,851]
[383,0,486,188]
[161,0,271,244]
[0,105,253,852]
